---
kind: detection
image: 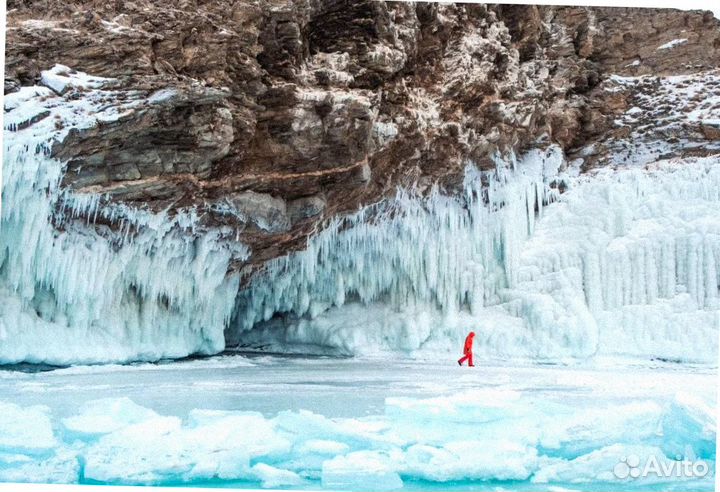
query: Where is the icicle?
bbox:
[0,68,248,365]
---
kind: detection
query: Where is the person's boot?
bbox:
[457,360,462,366]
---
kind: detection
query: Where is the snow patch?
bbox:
[657,39,688,50]
[40,64,112,95]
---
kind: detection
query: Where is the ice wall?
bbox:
[232,153,720,362]
[0,67,244,364]
[2,66,718,365]
[512,159,720,361]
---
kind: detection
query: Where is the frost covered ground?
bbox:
[0,355,715,490]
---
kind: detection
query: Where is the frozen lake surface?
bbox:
[0,354,716,419]
[0,355,715,490]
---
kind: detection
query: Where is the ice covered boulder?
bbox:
[0,401,78,484]
[538,401,665,458]
[83,415,185,483]
[533,443,713,486]
[403,440,539,482]
[83,408,292,484]
[0,448,79,484]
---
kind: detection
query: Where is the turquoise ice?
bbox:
[0,357,714,490]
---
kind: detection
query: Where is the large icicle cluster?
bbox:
[0,66,245,364]
[234,147,562,326]
[231,148,566,353]
[232,151,720,362]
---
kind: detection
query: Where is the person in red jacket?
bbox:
[457,331,475,367]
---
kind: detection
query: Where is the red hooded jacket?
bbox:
[463,332,475,354]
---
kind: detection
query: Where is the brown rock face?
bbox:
[5,1,720,276]
[54,86,234,198]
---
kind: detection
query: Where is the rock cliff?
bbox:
[5,1,720,275]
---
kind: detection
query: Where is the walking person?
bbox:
[457,331,475,367]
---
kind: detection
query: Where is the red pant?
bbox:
[458,353,474,366]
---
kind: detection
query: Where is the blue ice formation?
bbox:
[0,391,714,489]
